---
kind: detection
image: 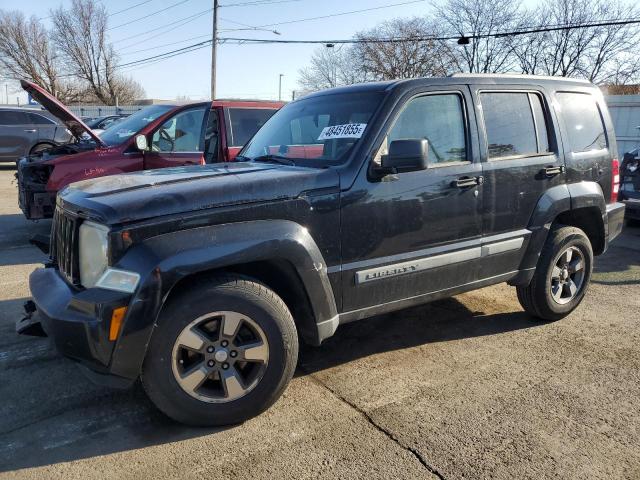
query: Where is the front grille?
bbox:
[50,208,80,285]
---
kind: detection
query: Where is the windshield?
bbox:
[99,105,174,146]
[240,92,383,165]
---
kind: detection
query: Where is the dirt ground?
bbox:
[0,166,639,479]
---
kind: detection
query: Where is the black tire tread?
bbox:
[516,225,592,321]
[141,273,298,426]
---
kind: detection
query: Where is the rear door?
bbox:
[0,110,36,161]
[472,85,566,278]
[144,106,208,169]
[25,111,58,144]
[224,107,278,160]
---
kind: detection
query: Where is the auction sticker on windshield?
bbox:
[318,123,367,141]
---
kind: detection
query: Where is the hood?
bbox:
[20,79,106,147]
[59,162,340,224]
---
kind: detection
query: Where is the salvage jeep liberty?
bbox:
[18,75,625,426]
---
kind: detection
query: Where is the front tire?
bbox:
[517,225,593,321]
[141,275,298,426]
[29,143,54,155]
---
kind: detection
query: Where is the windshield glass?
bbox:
[99,105,174,146]
[240,92,383,165]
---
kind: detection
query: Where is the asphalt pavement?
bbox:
[0,166,639,479]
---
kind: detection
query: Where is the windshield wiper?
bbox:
[251,154,296,166]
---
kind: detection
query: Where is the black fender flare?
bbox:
[515,181,606,278]
[109,220,338,380]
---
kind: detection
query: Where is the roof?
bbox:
[0,105,48,111]
[303,73,595,99]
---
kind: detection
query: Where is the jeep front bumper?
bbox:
[23,266,135,388]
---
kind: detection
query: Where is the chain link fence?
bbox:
[66,105,146,119]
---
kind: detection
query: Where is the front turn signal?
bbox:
[109,306,127,341]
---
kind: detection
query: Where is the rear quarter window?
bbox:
[27,113,55,125]
[227,108,277,147]
[556,92,607,152]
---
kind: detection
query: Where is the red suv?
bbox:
[17,80,283,219]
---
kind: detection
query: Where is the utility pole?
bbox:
[278,74,284,101]
[210,0,219,100]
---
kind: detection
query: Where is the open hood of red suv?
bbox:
[20,79,106,147]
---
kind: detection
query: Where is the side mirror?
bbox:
[378,139,429,175]
[135,134,148,151]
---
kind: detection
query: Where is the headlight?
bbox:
[79,221,109,288]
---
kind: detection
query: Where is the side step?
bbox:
[15,300,47,337]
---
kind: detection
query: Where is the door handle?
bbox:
[24,129,36,133]
[542,165,565,177]
[453,176,483,188]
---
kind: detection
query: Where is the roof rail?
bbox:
[449,73,591,83]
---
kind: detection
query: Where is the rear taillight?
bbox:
[611,158,620,203]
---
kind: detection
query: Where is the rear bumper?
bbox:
[26,266,134,387]
[606,202,625,244]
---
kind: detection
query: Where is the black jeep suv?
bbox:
[19,74,625,426]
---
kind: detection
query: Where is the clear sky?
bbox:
[0,0,538,103]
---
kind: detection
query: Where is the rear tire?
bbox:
[517,225,593,321]
[141,274,298,426]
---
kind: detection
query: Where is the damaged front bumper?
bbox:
[18,266,135,388]
[16,157,56,220]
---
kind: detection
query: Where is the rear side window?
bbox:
[556,92,607,152]
[228,108,277,147]
[480,92,551,159]
[0,110,28,125]
[27,113,55,125]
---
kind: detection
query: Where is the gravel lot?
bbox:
[0,165,639,479]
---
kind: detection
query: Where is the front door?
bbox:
[144,106,208,169]
[340,87,483,314]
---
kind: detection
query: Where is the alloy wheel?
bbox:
[550,246,586,305]
[171,311,269,403]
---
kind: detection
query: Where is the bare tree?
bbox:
[435,0,522,73]
[51,0,144,104]
[354,17,459,80]
[0,11,77,102]
[513,0,640,84]
[298,45,370,92]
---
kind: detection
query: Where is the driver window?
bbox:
[151,107,206,152]
[374,94,467,165]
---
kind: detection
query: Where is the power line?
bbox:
[220,0,306,7]
[38,0,156,22]
[113,8,212,46]
[108,0,192,31]
[72,16,640,77]
[120,34,212,56]
[218,17,640,44]
[251,0,429,28]
[109,0,155,16]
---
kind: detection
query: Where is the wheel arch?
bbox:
[109,220,339,380]
[166,258,322,347]
[515,182,606,280]
[29,141,56,155]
